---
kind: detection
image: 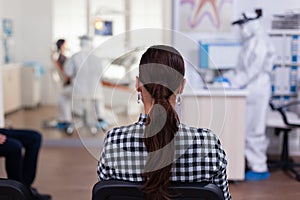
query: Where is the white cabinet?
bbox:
[1,64,22,114]
[1,64,41,113]
[21,67,41,108]
[182,90,248,181]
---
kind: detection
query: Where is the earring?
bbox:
[176,93,181,105]
[137,91,142,104]
[175,93,182,121]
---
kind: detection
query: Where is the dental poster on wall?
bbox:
[175,0,234,33]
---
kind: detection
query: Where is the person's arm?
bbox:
[213,164,231,200]
[224,38,275,89]
[97,135,114,181]
[0,133,6,144]
[212,140,232,200]
[97,150,110,181]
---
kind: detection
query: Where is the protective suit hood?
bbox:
[79,35,93,51]
[240,20,263,40]
[232,10,264,40]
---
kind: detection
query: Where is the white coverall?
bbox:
[223,20,275,172]
[58,39,105,123]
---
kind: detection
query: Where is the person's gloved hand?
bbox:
[213,76,231,87]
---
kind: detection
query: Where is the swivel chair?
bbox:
[92,180,225,200]
[0,178,33,200]
[267,101,300,181]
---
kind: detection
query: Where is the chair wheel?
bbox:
[90,127,98,135]
[65,125,74,135]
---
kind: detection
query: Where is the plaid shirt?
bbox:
[97,113,231,200]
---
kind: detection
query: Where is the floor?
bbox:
[1,106,300,200]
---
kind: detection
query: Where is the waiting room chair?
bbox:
[92,180,225,200]
[0,178,33,200]
[267,101,300,181]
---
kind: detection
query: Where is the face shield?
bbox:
[232,10,263,40]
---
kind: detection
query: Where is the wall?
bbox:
[53,0,87,55]
[0,0,53,104]
[0,0,52,67]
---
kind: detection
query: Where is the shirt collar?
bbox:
[137,113,147,125]
[137,113,182,128]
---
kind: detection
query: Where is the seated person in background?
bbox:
[97,45,231,200]
[0,128,51,200]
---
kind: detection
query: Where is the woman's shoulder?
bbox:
[105,123,143,140]
[179,124,220,142]
[180,123,213,135]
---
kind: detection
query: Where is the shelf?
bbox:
[268,29,300,36]
[272,94,297,97]
[274,63,300,66]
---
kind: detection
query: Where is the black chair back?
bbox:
[0,178,33,200]
[92,180,225,200]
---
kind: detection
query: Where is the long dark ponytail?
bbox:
[139,45,185,200]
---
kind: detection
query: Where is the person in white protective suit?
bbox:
[58,35,108,131]
[221,10,275,181]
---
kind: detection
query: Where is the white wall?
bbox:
[0,0,53,104]
[0,0,52,66]
[0,0,22,64]
[53,0,87,55]
[130,0,163,29]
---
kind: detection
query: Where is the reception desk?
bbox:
[181,89,248,181]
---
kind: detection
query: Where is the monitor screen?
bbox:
[95,21,113,36]
[199,40,241,69]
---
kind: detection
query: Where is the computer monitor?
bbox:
[199,40,241,69]
[95,21,113,36]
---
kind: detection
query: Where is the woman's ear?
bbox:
[179,79,186,94]
[136,76,141,92]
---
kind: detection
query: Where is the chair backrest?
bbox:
[0,179,33,200]
[92,180,225,200]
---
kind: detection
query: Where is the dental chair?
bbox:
[267,101,300,181]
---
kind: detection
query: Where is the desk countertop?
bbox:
[182,89,248,97]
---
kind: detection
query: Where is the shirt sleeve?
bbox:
[97,135,114,181]
[97,136,108,181]
[64,56,76,78]
[213,164,231,200]
[97,150,109,181]
[212,140,232,200]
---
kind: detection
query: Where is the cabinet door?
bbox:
[21,67,40,107]
[2,65,22,113]
[182,95,246,181]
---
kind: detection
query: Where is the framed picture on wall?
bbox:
[173,0,234,33]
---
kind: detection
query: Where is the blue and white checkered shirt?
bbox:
[97,113,231,200]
